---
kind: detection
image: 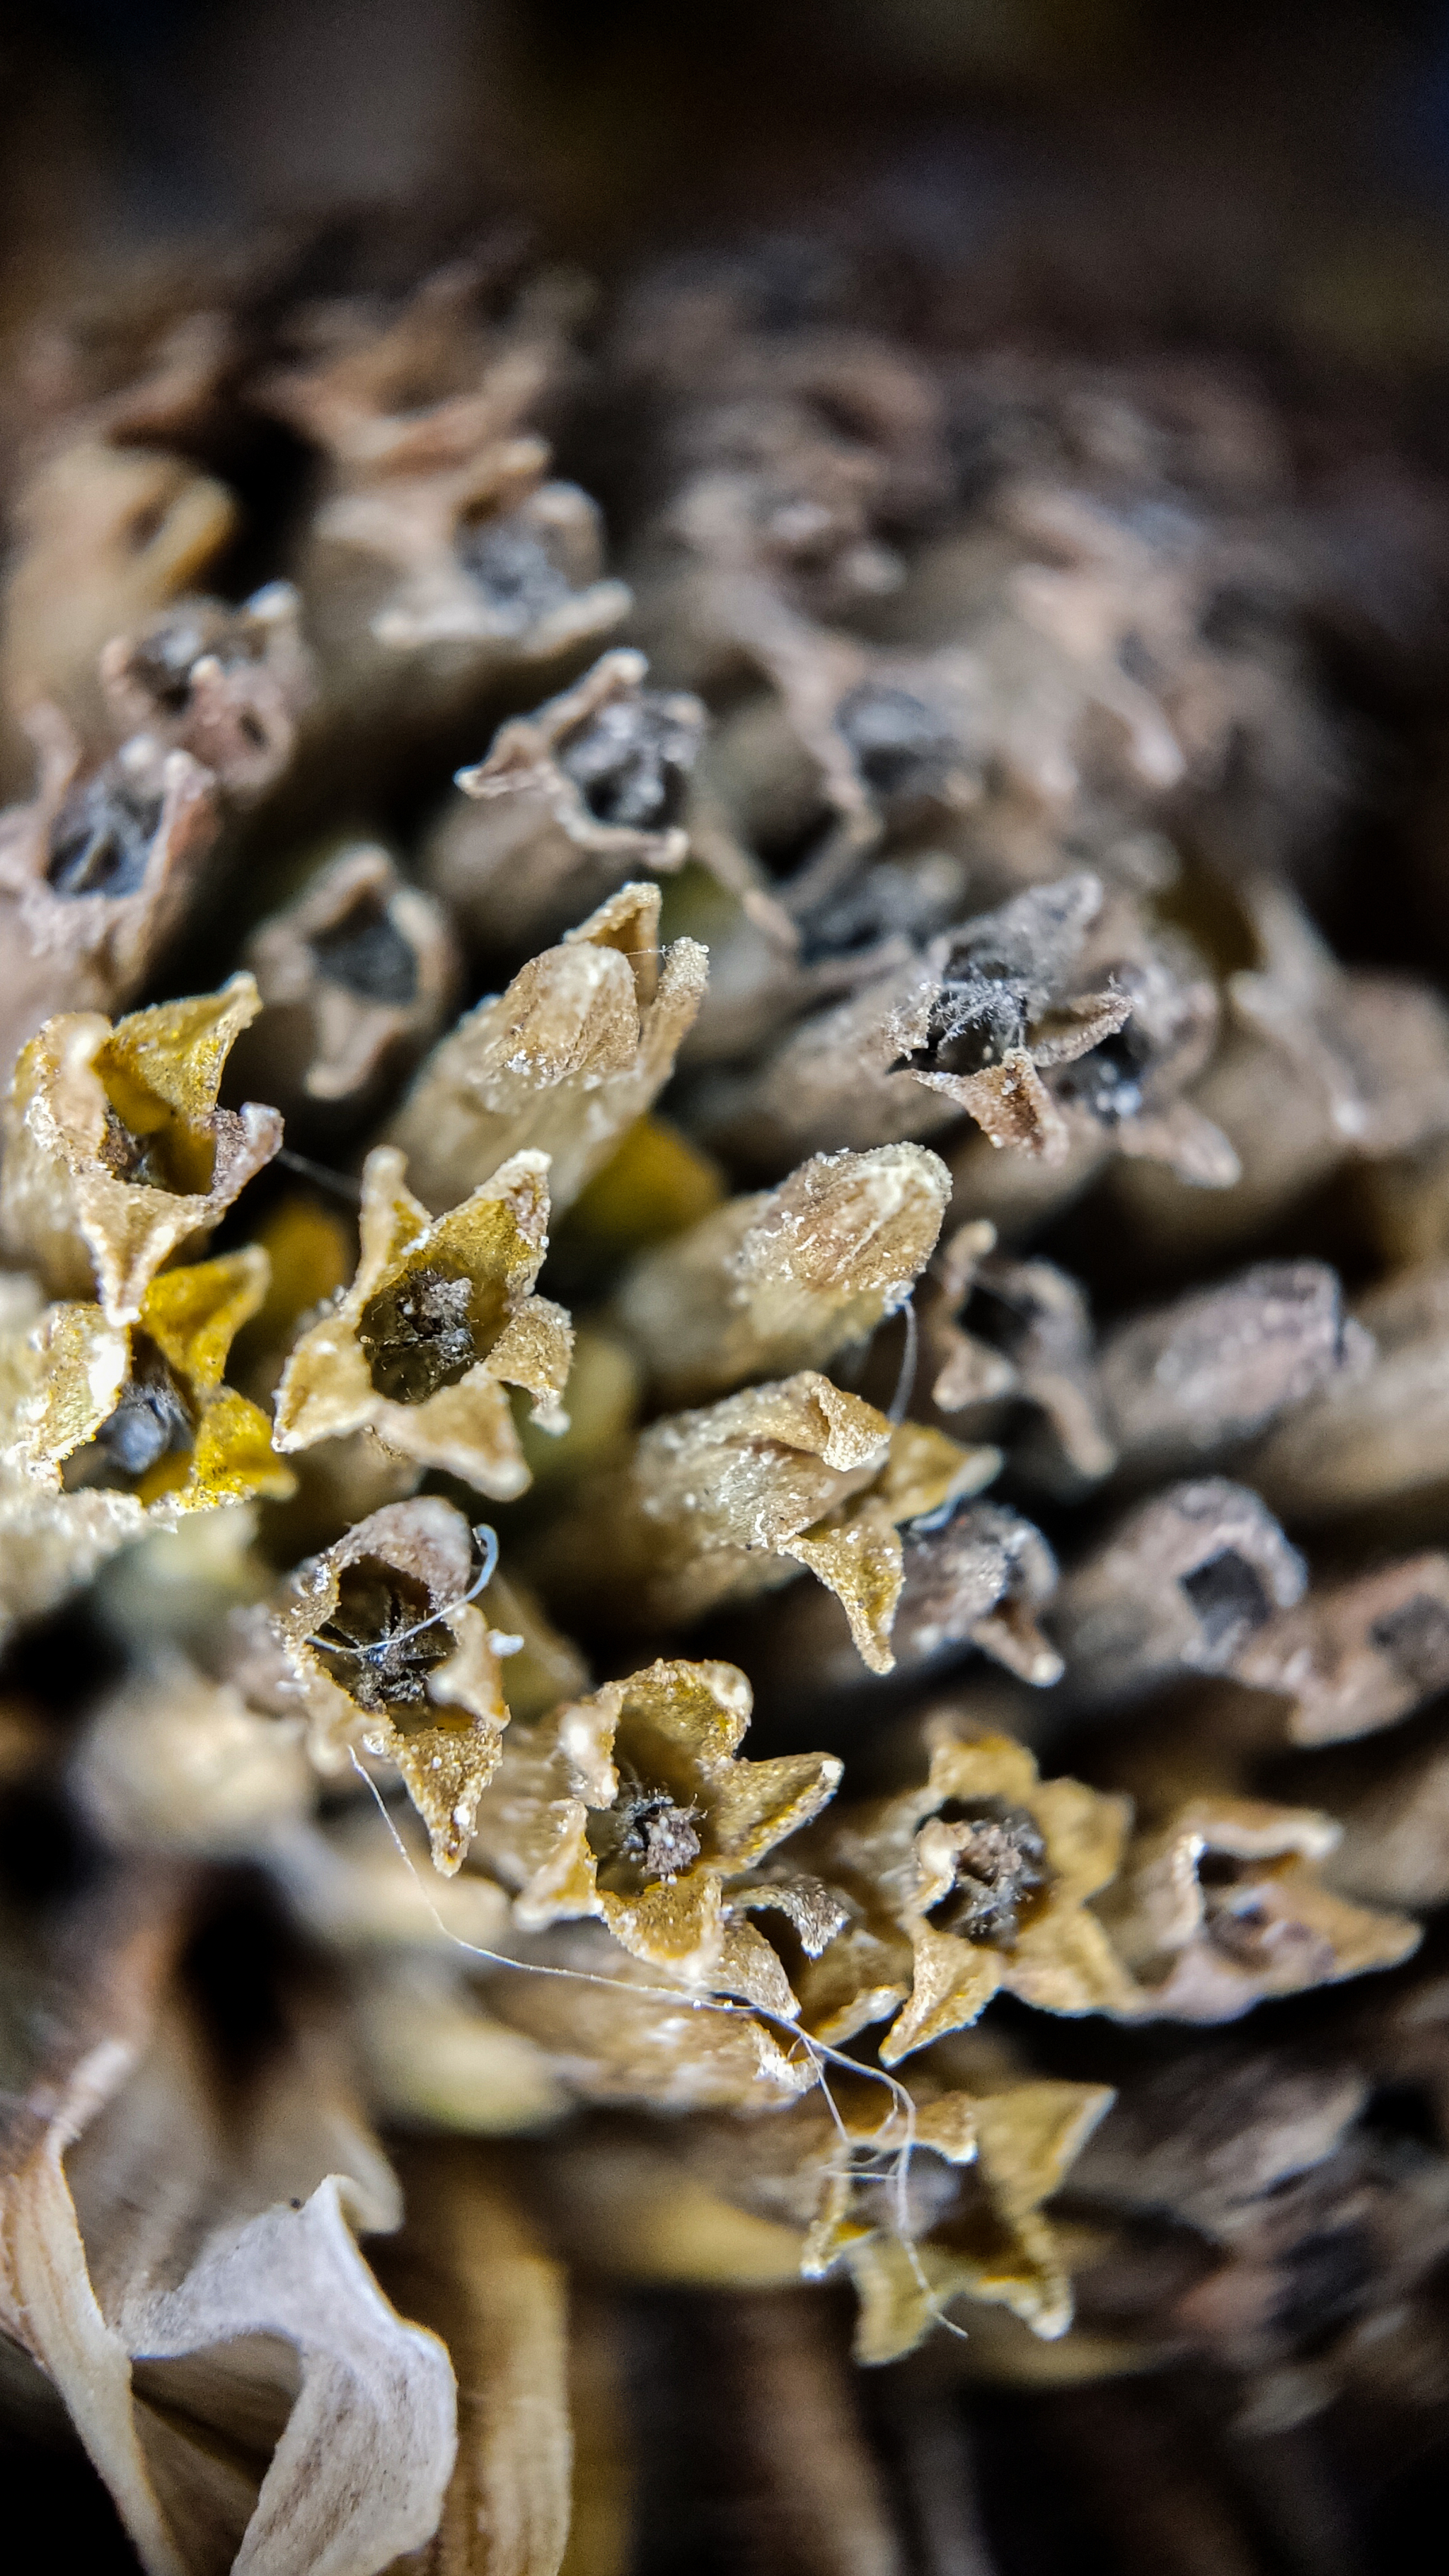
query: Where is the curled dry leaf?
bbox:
[273,1144,572,1499]
[0,1879,456,2576]
[1,973,282,1318]
[470,1655,841,2004]
[242,841,461,1119]
[0,712,222,1074]
[99,582,316,802]
[1049,1478,1307,1710]
[795,1718,1138,2060]
[387,882,708,1218]
[1095,1793,1420,2021]
[611,1141,949,1406]
[527,1370,995,1673]
[272,1496,518,1873]
[428,646,704,954]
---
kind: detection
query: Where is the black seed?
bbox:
[358,1265,479,1404]
[47,780,164,898]
[1180,1549,1274,1654]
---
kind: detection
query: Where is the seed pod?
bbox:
[98,582,315,803]
[1,972,281,1318]
[240,840,460,1123]
[1248,1260,1449,1525]
[427,648,704,954]
[274,1143,572,1499]
[527,1370,995,1673]
[1049,1479,1307,1711]
[612,1142,949,1406]
[1233,1553,1449,1746]
[0,714,222,1074]
[272,1495,517,1872]
[922,1222,1115,1485]
[388,881,708,1216]
[470,1654,840,2001]
[1095,1792,1419,2020]
[794,1715,1138,2058]
[1098,1260,1370,1480]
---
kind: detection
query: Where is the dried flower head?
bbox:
[272,1495,517,1870]
[98,579,315,800]
[1,971,282,1319]
[274,1142,571,1499]
[427,647,705,953]
[241,840,460,1118]
[529,1371,995,1673]
[0,712,222,1073]
[613,1142,949,1407]
[795,1719,1138,2059]
[387,881,708,1216]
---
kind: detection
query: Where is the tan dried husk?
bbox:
[611,1142,949,1406]
[241,841,460,1116]
[270,1497,519,1873]
[98,582,315,801]
[792,1717,1139,2060]
[387,883,708,1217]
[1094,1791,1421,2020]
[427,647,704,955]
[0,714,223,1075]
[526,1370,997,1673]
[468,1656,841,2002]
[1,973,282,1317]
[274,1144,571,1499]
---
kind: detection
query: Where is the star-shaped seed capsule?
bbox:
[527,1371,996,1673]
[272,1497,517,1872]
[1,974,282,1321]
[18,1246,295,1513]
[795,1718,1140,2060]
[273,1143,572,1499]
[471,1655,841,1990]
